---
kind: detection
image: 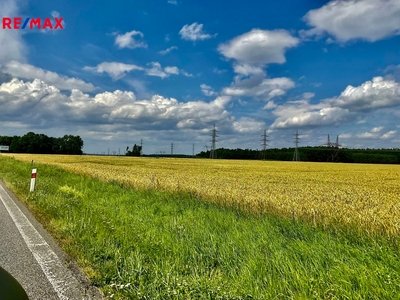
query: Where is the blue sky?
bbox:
[1,0,400,154]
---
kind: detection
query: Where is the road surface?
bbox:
[0,181,102,299]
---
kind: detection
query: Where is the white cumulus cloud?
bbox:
[304,0,400,42]
[3,61,94,92]
[271,76,400,129]
[333,77,400,111]
[200,84,217,97]
[114,30,147,49]
[83,62,143,80]
[179,23,215,41]
[223,75,295,100]
[218,29,299,67]
[146,62,183,79]
[219,29,298,102]
[233,117,265,133]
[0,77,235,133]
[357,127,397,140]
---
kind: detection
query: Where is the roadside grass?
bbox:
[0,156,399,299]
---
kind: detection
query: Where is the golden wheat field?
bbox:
[5,154,400,237]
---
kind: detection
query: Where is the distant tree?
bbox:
[58,135,84,154]
[0,136,13,146]
[126,144,142,156]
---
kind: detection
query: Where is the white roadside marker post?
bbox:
[30,168,37,192]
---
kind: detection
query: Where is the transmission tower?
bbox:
[192,144,195,157]
[210,124,218,159]
[170,143,174,155]
[331,135,342,162]
[261,129,270,160]
[321,134,342,162]
[335,135,341,148]
[293,130,300,161]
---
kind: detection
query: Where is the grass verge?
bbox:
[0,156,399,299]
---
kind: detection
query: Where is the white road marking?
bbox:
[0,184,82,300]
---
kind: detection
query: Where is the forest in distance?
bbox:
[196,147,400,164]
[0,132,83,155]
[1,131,400,164]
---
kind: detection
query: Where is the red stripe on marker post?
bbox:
[30,168,37,192]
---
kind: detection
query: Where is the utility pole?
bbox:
[261,129,269,160]
[210,124,218,159]
[293,130,300,161]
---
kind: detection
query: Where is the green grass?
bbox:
[0,156,399,299]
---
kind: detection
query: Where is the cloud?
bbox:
[381,130,397,140]
[0,78,66,119]
[124,79,150,98]
[3,61,95,92]
[51,10,61,18]
[167,0,178,5]
[200,84,217,97]
[0,77,235,133]
[272,102,350,129]
[146,62,187,79]
[218,29,299,67]
[264,100,277,110]
[333,77,400,111]
[179,23,215,41]
[218,29,298,103]
[114,30,147,49]
[0,0,27,63]
[84,61,188,80]
[223,74,295,100]
[357,127,397,140]
[159,46,178,55]
[233,117,265,133]
[83,62,143,80]
[303,0,400,42]
[271,77,400,129]
[232,64,264,76]
[164,66,179,75]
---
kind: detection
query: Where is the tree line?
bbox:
[197,147,400,164]
[0,132,84,155]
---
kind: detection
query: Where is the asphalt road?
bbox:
[0,181,102,300]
